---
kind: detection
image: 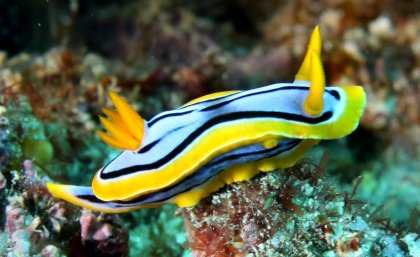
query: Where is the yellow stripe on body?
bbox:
[92,85,365,201]
[181,90,241,107]
[172,139,319,207]
[46,183,163,213]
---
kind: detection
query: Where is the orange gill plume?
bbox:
[96,92,145,151]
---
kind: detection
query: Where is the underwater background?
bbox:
[0,0,419,256]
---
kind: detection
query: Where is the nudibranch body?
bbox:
[47,26,366,213]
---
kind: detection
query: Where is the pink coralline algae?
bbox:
[76,209,129,257]
[2,160,70,256]
[0,159,130,257]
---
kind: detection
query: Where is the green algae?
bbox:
[22,137,54,165]
[123,205,189,257]
[2,94,109,184]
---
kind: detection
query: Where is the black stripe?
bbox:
[142,86,339,154]
[210,139,299,167]
[78,194,107,204]
[148,110,194,126]
[137,125,187,154]
[329,90,340,100]
[201,86,340,112]
[138,139,160,153]
[133,139,302,203]
[100,110,332,179]
[80,139,302,206]
[147,86,339,126]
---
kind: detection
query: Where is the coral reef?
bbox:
[76,210,129,257]
[0,159,131,257]
[181,157,419,256]
[1,160,73,256]
[0,0,419,256]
